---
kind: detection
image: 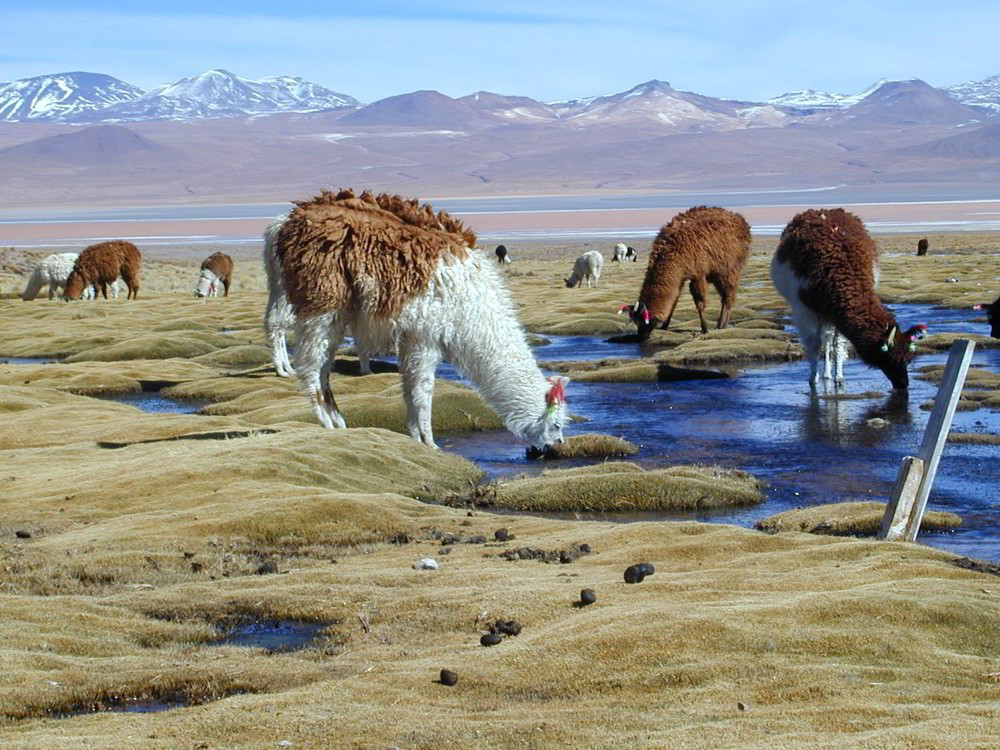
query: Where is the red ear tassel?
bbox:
[617,304,632,314]
[546,376,566,404]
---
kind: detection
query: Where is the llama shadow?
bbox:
[654,363,729,382]
[331,359,399,376]
[801,389,911,448]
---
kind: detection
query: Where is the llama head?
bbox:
[195,270,218,297]
[873,323,928,390]
[617,301,655,340]
[524,376,570,452]
[63,270,87,300]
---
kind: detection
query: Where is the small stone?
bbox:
[191,562,204,573]
[636,562,655,578]
[439,669,458,686]
[580,588,596,606]
[578,543,592,554]
[738,701,749,712]
[624,564,649,584]
[559,550,573,564]
[14,530,31,539]
[480,633,503,647]
[256,560,278,575]
[494,528,510,542]
[414,557,439,570]
[490,619,522,636]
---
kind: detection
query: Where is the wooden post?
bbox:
[878,339,976,541]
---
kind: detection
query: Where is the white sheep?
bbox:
[565,250,604,288]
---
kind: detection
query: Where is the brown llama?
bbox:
[195,251,234,297]
[64,241,141,300]
[272,188,568,451]
[618,206,750,339]
[916,238,929,256]
[771,208,927,390]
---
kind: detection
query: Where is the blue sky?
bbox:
[2,1,997,103]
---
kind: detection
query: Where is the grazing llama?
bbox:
[771,208,926,390]
[612,243,637,262]
[21,252,79,300]
[974,296,999,338]
[263,219,372,377]
[495,244,511,264]
[64,241,141,300]
[195,252,234,297]
[270,188,569,451]
[565,250,604,288]
[618,206,750,339]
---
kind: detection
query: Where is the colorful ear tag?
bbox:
[880,325,898,352]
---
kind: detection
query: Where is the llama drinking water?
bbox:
[269,188,569,451]
[771,208,926,390]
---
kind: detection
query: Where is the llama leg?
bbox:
[793,310,823,387]
[47,282,57,300]
[295,313,345,429]
[689,278,710,334]
[714,281,734,329]
[399,337,441,448]
[832,331,848,387]
[266,295,296,377]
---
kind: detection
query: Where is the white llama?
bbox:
[273,189,570,451]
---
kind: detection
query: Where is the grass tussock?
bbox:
[541,433,639,459]
[756,501,963,536]
[476,462,762,512]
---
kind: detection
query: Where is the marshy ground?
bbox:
[0,234,998,749]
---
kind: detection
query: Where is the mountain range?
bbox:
[0,69,997,208]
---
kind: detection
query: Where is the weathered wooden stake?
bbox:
[878,339,976,541]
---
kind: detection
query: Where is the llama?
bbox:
[565,250,604,288]
[618,206,750,339]
[974,295,999,338]
[495,244,511,264]
[195,252,233,297]
[771,208,927,390]
[263,216,372,377]
[21,252,79,300]
[64,241,141,300]
[611,243,637,262]
[916,238,929,256]
[272,188,569,451]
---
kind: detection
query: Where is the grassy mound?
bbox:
[540,433,639,459]
[756,501,963,536]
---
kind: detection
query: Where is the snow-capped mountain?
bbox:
[768,79,890,110]
[0,69,359,123]
[0,72,144,121]
[943,74,1000,115]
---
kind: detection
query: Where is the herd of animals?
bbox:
[14,191,1000,454]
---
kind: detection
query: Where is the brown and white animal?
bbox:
[565,250,604,288]
[195,252,233,297]
[618,206,750,339]
[974,296,999,338]
[611,243,637,262]
[64,241,141,300]
[495,244,510,264]
[270,188,569,451]
[771,208,927,390]
[262,219,373,378]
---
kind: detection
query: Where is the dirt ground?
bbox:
[0,232,998,749]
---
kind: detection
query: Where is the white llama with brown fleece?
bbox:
[271,189,569,451]
[565,250,604,288]
[263,217,371,377]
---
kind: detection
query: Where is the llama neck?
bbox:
[829,294,898,365]
[640,264,685,323]
[449,317,549,439]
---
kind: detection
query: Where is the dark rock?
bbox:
[636,563,655,577]
[578,543,592,554]
[439,669,458,686]
[580,588,597,606]
[14,530,31,539]
[559,550,574,564]
[480,633,503,647]
[490,619,522,637]
[466,535,487,545]
[191,562,204,573]
[494,528,510,542]
[256,560,279,575]
[624,564,648,584]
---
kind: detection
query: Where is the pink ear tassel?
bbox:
[617,304,631,314]
[546,376,566,405]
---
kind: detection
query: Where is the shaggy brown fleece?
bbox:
[200,251,234,295]
[64,240,141,300]
[635,206,750,337]
[775,209,913,378]
[276,189,476,318]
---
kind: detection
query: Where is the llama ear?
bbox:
[616,304,632,315]
[546,375,569,405]
[904,324,928,352]
[880,325,898,352]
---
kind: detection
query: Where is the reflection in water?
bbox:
[442,318,999,562]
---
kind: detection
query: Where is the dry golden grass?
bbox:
[470,462,762,512]
[756,501,963,536]
[1,237,998,749]
[541,433,640,459]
